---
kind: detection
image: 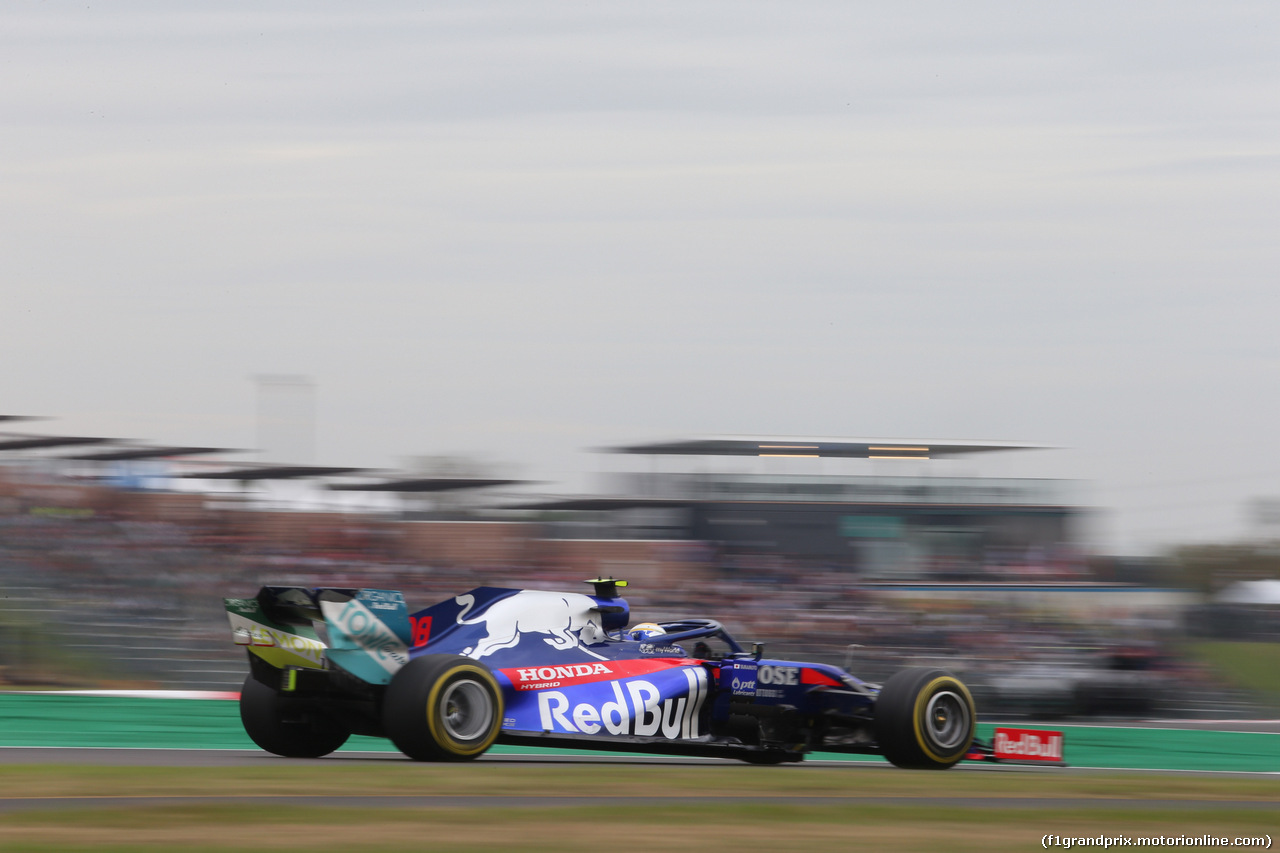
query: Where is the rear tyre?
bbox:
[240,674,350,758]
[383,654,504,761]
[873,667,975,769]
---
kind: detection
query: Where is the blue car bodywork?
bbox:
[226,580,982,767]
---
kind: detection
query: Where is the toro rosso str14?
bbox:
[225,579,992,768]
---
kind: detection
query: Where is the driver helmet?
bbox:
[628,622,666,642]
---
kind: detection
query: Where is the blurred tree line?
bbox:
[1167,543,1280,594]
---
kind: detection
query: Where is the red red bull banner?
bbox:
[994,727,1065,763]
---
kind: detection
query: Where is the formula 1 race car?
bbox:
[225,580,985,769]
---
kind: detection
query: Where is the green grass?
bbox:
[0,801,1276,853]
[0,762,1276,800]
[0,764,1274,852]
[1191,641,1280,701]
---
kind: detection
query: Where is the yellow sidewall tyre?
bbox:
[873,667,975,769]
[383,654,504,761]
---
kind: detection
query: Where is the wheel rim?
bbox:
[923,690,969,750]
[438,678,494,742]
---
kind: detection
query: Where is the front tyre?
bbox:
[873,667,975,769]
[383,654,504,761]
[239,674,350,758]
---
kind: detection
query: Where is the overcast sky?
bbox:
[2,3,1278,555]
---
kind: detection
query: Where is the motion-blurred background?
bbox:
[0,422,1276,721]
[2,4,1278,723]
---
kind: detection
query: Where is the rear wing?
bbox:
[225,587,412,685]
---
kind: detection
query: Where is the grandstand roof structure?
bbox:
[328,477,524,493]
[506,496,696,511]
[180,464,368,481]
[63,445,239,461]
[602,436,1052,460]
[0,434,114,452]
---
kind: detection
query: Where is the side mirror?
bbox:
[751,642,764,661]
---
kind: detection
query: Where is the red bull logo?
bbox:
[994,727,1064,762]
[455,590,607,660]
[536,668,709,739]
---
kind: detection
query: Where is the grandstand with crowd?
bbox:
[0,429,1268,719]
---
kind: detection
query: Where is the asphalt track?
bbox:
[0,744,1277,775]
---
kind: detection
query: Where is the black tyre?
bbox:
[873,667,975,769]
[239,674,350,758]
[383,654,504,761]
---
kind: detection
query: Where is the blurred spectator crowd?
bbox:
[0,472,1269,718]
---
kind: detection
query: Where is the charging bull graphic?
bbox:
[454,590,608,660]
